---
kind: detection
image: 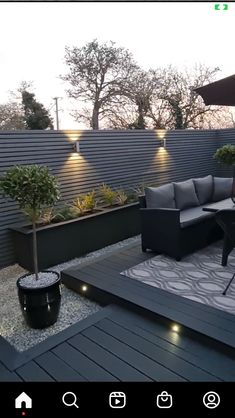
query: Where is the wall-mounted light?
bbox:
[155,129,166,149]
[159,138,166,148]
[73,141,80,153]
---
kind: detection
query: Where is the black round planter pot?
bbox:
[17,271,61,329]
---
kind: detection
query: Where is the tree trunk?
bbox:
[91,105,99,129]
[169,99,183,129]
[32,220,39,280]
[232,165,235,179]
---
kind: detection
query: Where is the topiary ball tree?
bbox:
[214,144,235,170]
[214,144,235,202]
[0,165,60,279]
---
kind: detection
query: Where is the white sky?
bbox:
[0,1,234,128]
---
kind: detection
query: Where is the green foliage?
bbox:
[99,183,117,206]
[39,207,56,225]
[21,90,54,130]
[0,165,60,279]
[132,182,150,197]
[213,144,235,166]
[126,192,138,203]
[0,165,60,223]
[72,191,97,215]
[53,205,76,222]
[82,191,97,211]
[116,189,128,205]
[71,197,87,216]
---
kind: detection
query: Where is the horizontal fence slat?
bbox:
[0,128,232,269]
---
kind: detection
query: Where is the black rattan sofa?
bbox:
[139,175,233,260]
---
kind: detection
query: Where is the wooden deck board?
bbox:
[0,363,22,382]
[16,361,55,382]
[109,307,235,381]
[52,342,119,382]
[68,333,151,382]
[95,318,221,381]
[35,351,86,382]
[81,326,185,381]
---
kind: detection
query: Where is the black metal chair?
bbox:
[215,208,235,294]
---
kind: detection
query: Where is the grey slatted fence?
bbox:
[0,128,232,269]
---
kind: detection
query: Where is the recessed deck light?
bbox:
[81,285,88,292]
[171,324,180,333]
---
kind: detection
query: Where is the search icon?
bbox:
[62,392,79,408]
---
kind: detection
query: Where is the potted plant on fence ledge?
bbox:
[0,165,61,329]
[214,144,235,203]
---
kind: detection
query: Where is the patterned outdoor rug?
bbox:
[121,241,235,315]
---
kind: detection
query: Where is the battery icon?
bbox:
[214,4,228,10]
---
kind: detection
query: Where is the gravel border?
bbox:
[0,235,140,352]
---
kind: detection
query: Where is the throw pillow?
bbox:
[173,179,199,210]
[212,177,233,202]
[145,184,175,208]
[193,175,213,205]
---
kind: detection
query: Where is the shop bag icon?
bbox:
[156,391,173,409]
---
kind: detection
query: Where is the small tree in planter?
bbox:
[0,165,61,328]
[214,144,235,202]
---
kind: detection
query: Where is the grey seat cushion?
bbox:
[193,175,213,205]
[145,184,175,208]
[180,206,214,228]
[212,177,233,202]
[202,198,233,212]
[173,179,199,210]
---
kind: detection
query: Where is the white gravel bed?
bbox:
[0,235,140,352]
[19,271,59,288]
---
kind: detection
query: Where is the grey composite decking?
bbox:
[62,243,235,350]
[1,242,235,382]
[1,304,235,382]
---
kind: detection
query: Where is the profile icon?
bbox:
[203,391,220,409]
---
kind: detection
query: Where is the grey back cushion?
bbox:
[213,177,233,202]
[193,175,213,205]
[145,184,175,208]
[174,179,199,210]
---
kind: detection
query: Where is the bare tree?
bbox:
[0,102,25,130]
[103,69,161,129]
[199,108,235,129]
[62,40,234,131]
[61,39,138,129]
[124,70,160,129]
[149,64,223,129]
[104,64,234,130]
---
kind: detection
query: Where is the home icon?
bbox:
[15,392,32,409]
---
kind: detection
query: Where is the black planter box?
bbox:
[10,203,140,272]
